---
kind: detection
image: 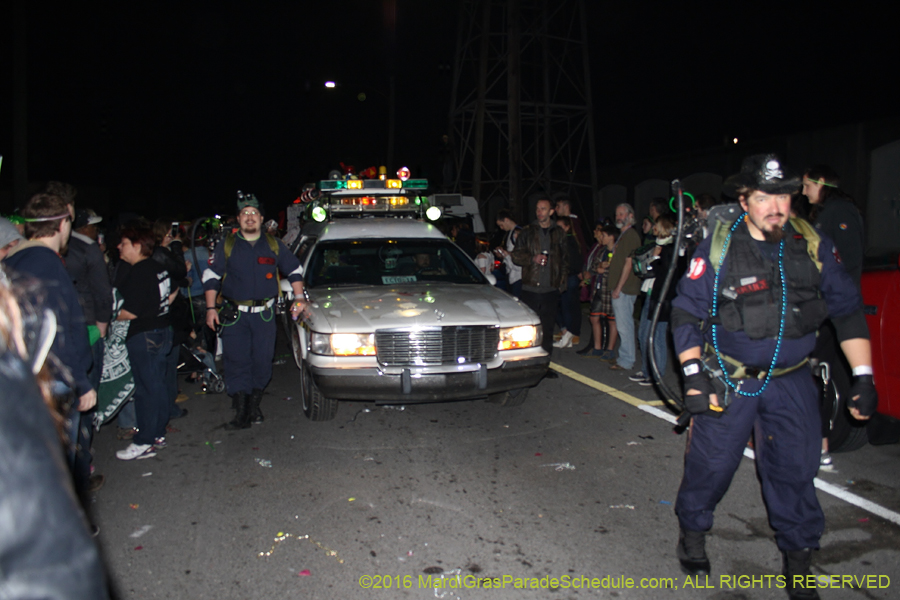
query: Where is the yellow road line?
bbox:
[550,361,665,407]
[553,368,900,526]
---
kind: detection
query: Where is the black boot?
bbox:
[782,549,820,600]
[677,528,711,576]
[249,388,264,424]
[575,332,594,355]
[224,393,251,430]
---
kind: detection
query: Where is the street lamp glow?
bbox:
[324,81,336,88]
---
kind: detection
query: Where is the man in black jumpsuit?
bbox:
[669,154,877,600]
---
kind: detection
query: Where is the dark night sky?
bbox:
[2,1,897,217]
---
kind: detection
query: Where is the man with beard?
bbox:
[204,193,305,429]
[669,154,876,600]
[606,203,642,370]
[3,193,97,511]
[511,197,568,359]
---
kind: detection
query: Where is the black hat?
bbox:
[73,208,103,230]
[733,153,800,195]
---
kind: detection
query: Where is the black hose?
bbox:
[647,180,689,429]
[189,217,206,305]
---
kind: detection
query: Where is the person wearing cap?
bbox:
[64,208,113,490]
[203,193,305,429]
[668,154,876,600]
[76,208,102,241]
[66,208,113,375]
[802,167,866,467]
[0,216,24,260]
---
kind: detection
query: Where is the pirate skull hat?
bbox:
[734,153,800,195]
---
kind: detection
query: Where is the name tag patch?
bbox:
[734,279,769,295]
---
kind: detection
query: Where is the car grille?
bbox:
[375,326,500,366]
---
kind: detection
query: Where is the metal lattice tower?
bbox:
[447,0,598,223]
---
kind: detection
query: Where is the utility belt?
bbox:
[217,297,275,332]
[703,343,808,380]
[230,297,275,313]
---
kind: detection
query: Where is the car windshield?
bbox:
[306,239,486,288]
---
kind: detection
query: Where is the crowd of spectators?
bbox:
[483,196,670,376]
[483,188,736,386]
[0,183,212,563]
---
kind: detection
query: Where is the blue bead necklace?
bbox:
[710,213,786,397]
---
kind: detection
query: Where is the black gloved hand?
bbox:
[682,358,714,415]
[849,375,878,417]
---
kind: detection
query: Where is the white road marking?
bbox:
[554,363,900,527]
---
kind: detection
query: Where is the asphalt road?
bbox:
[91,335,900,600]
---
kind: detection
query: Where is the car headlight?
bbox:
[310,332,376,356]
[498,325,539,350]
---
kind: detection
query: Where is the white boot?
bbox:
[553,331,575,348]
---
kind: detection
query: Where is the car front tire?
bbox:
[300,361,339,421]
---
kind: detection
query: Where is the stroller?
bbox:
[177,343,226,394]
[175,269,226,394]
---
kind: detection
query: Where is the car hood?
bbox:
[306,284,538,333]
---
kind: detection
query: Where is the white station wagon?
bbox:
[284,212,549,421]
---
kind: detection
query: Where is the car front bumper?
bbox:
[310,355,549,403]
